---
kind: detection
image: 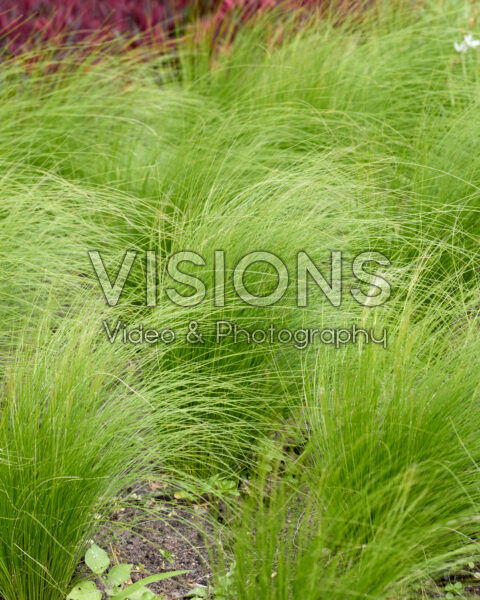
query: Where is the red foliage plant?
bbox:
[0,1,206,53]
[0,1,364,54]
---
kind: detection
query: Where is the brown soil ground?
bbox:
[93,483,215,599]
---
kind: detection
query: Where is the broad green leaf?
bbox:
[173,490,196,501]
[112,570,189,600]
[85,543,110,575]
[67,581,102,600]
[108,564,133,586]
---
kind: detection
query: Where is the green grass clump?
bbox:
[0,313,154,600]
[221,296,480,599]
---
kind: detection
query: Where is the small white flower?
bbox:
[466,34,480,48]
[454,34,480,53]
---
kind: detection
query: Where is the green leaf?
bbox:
[67,581,102,600]
[445,593,454,600]
[85,543,110,575]
[112,571,189,600]
[205,476,239,497]
[108,564,133,586]
[173,490,196,501]
[158,549,173,563]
